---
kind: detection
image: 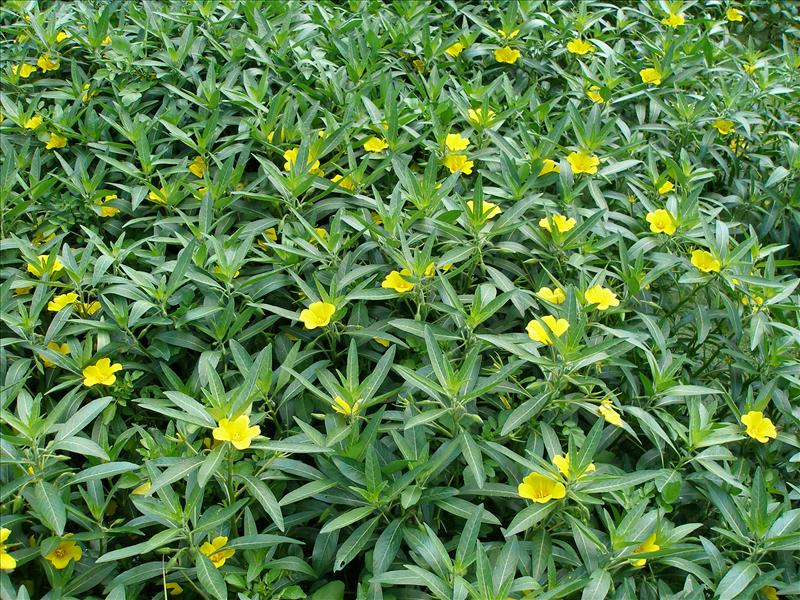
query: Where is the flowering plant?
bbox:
[1,1,798,599]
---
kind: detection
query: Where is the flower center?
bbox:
[55,548,65,558]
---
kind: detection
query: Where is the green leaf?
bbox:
[96,528,183,563]
[70,462,140,486]
[320,506,375,534]
[224,534,301,549]
[334,516,379,572]
[460,433,485,488]
[403,408,449,430]
[500,393,549,436]
[196,553,227,600]
[198,443,227,488]
[424,325,451,389]
[146,455,204,496]
[716,562,758,600]
[54,396,113,441]
[279,480,337,506]
[310,581,345,600]
[504,503,555,537]
[373,519,404,575]
[238,473,285,532]
[581,569,611,600]
[28,481,66,535]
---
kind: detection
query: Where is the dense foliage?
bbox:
[1,1,799,599]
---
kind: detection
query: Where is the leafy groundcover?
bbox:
[1,1,799,599]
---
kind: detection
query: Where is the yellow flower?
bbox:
[148,188,167,204]
[283,147,323,174]
[526,315,569,345]
[566,151,599,174]
[741,411,777,443]
[443,154,474,175]
[45,133,67,149]
[47,292,78,312]
[27,255,64,277]
[382,270,415,293]
[78,300,100,316]
[640,67,662,85]
[81,82,99,102]
[552,453,595,479]
[566,38,595,55]
[265,228,278,242]
[37,54,60,72]
[466,200,501,220]
[0,528,16,571]
[645,209,677,235]
[45,540,82,569]
[494,46,521,64]
[15,286,33,296]
[518,472,566,503]
[24,115,42,129]
[212,265,239,279]
[536,287,566,304]
[101,35,112,44]
[631,533,660,567]
[199,536,235,568]
[331,396,360,418]
[743,62,757,75]
[166,582,184,596]
[314,227,328,240]
[363,137,389,153]
[726,8,744,22]
[586,85,604,103]
[584,285,619,311]
[56,31,71,42]
[761,587,779,600]
[194,186,205,198]
[497,28,520,40]
[299,301,336,329]
[658,180,674,195]
[728,137,748,156]
[445,133,469,152]
[661,13,686,28]
[539,159,560,175]
[32,230,56,245]
[445,42,464,58]
[712,119,734,135]
[82,358,123,387]
[131,482,151,496]
[538,213,576,233]
[189,156,206,178]
[598,399,623,427]
[374,338,391,348]
[423,262,436,277]
[691,249,721,273]
[741,294,765,308]
[213,415,261,450]
[467,108,496,126]
[39,341,69,368]
[331,174,355,190]
[97,194,120,217]
[12,63,37,78]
